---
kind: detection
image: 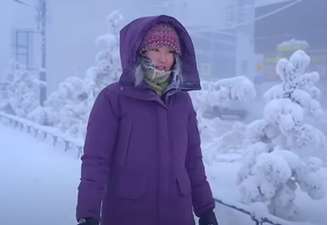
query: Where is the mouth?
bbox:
[155,65,168,71]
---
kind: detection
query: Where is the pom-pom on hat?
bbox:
[140,23,181,55]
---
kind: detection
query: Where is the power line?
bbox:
[253,0,303,23]
[192,0,303,33]
[13,0,31,7]
[227,0,303,30]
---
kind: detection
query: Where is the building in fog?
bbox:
[254,0,326,83]
[1,0,119,93]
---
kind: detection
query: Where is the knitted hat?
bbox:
[140,23,181,55]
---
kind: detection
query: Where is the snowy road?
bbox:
[0,123,80,225]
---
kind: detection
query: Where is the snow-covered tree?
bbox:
[85,10,122,97]
[28,10,123,138]
[0,63,41,117]
[264,50,323,119]
[28,76,92,137]
[237,50,326,220]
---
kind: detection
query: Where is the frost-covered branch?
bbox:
[214,198,284,225]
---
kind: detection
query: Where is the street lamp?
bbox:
[13,0,47,106]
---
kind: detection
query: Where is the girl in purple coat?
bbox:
[76,15,218,225]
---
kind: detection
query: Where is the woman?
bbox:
[76,15,218,225]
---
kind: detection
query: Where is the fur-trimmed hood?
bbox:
[118,15,201,92]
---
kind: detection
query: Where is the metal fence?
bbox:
[0,111,83,158]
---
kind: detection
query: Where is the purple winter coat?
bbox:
[76,15,215,225]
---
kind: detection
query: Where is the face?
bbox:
[143,46,175,71]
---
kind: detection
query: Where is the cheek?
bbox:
[168,55,175,68]
[146,52,159,64]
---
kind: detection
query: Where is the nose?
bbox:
[158,53,169,69]
[158,52,167,63]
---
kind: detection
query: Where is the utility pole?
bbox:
[13,0,47,106]
[235,0,256,79]
[38,0,47,106]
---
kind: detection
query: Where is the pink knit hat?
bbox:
[140,23,181,55]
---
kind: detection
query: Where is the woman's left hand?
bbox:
[198,209,218,225]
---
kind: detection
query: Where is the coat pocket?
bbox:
[116,169,147,199]
[176,171,192,196]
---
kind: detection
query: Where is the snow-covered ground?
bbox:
[0,123,80,225]
[0,122,326,225]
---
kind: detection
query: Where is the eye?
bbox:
[150,48,159,52]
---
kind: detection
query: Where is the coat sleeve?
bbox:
[76,88,119,222]
[185,95,215,217]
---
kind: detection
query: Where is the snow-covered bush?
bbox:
[237,50,326,220]
[0,63,41,117]
[277,39,309,54]
[191,76,256,119]
[189,76,256,161]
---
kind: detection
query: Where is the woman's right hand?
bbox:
[77,217,98,225]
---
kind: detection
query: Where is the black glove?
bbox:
[198,209,218,225]
[77,217,98,225]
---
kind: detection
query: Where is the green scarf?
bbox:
[141,57,172,96]
[144,69,171,96]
